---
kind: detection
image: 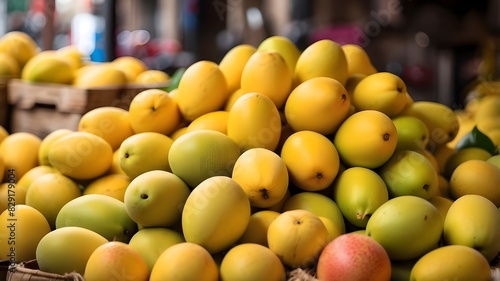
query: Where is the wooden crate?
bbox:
[7,79,157,139]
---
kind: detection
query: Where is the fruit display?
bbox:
[0,30,175,141]
[0,33,499,281]
[0,31,170,88]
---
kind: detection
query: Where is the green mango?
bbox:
[366,195,443,261]
[55,194,138,243]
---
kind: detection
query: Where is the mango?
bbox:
[392,115,430,151]
[332,166,389,228]
[176,60,227,121]
[25,173,82,229]
[294,39,348,86]
[351,71,408,118]
[231,147,289,208]
[168,130,241,188]
[0,132,41,181]
[8,165,56,205]
[149,242,219,281]
[402,101,459,151]
[218,44,257,95]
[128,88,181,135]
[0,31,39,68]
[474,95,500,124]
[240,50,293,109]
[341,44,377,77]
[134,69,170,85]
[280,130,340,191]
[48,131,113,180]
[333,110,397,169]
[181,176,251,254]
[220,243,286,281]
[282,192,345,234]
[0,52,20,78]
[379,149,439,200]
[444,147,492,179]
[55,45,84,71]
[443,194,500,262]
[83,173,131,202]
[22,51,74,84]
[227,92,281,152]
[319,216,343,242]
[111,56,148,83]
[124,170,191,228]
[55,194,138,243]
[186,110,229,134]
[78,106,134,151]
[35,226,108,275]
[0,205,51,263]
[284,76,351,135]
[449,159,500,207]
[38,129,73,166]
[224,88,249,111]
[237,210,280,246]
[128,227,185,271]
[409,245,491,281]
[366,195,443,261]
[267,209,329,268]
[73,63,127,88]
[257,35,300,72]
[83,241,149,281]
[119,132,174,180]
[169,126,188,141]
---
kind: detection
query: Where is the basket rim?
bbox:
[6,259,85,281]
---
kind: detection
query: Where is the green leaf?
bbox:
[165,67,186,92]
[456,126,497,155]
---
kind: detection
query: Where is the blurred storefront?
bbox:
[0,0,499,107]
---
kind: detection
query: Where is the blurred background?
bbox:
[1,0,500,108]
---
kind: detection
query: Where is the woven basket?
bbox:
[491,255,500,281]
[287,268,318,281]
[1,259,10,280]
[6,260,84,281]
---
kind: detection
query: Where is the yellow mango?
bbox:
[410,245,491,281]
[176,60,227,121]
[47,131,113,180]
[227,92,281,152]
[182,176,250,254]
[0,132,41,181]
[240,51,292,109]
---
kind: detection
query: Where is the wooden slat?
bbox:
[7,79,126,113]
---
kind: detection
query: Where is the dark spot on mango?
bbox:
[260,189,270,200]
